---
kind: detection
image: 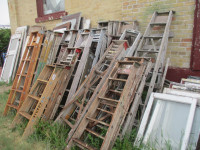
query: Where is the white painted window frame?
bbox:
[135,93,197,150]
[0,34,21,82]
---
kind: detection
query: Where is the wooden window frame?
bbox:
[135,93,197,150]
[35,0,67,23]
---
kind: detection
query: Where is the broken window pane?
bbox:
[43,0,65,15]
[143,99,190,150]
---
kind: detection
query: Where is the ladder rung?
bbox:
[137,50,159,53]
[28,94,40,101]
[95,69,103,75]
[7,103,18,110]
[22,59,31,62]
[17,73,27,77]
[12,89,23,93]
[89,87,95,91]
[37,79,48,83]
[85,128,105,140]
[144,36,163,39]
[61,116,73,128]
[118,61,136,64]
[97,108,114,115]
[100,101,117,107]
[19,111,31,120]
[73,138,95,150]
[109,78,127,82]
[86,117,110,127]
[109,89,122,95]
[27,45,34,47]
[98,97,119,103]
[74,101,81,107]
[105,55,113,60]
[150,23,166,26]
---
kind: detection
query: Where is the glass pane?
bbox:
[188,107,200,149]
[43,0,65,15]
[9,38,19,51]
[143,99,190,150]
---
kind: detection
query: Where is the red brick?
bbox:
[181,38,192,42]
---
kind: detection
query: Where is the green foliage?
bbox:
[29,120,71,150]
[0,29,11,51]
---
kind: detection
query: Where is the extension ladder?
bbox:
[4,31,44,115]
[11,65,66,138]
[66,58,147,150]
[121,11,175,136]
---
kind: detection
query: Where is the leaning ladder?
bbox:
[66,58,146,150]
[55,30,141,128]
[4,31,44,115]
[11,65,66,138]
[121,11,174,136]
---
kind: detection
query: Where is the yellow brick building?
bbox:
[8,0,200,81]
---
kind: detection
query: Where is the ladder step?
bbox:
[19,111,31,120]
[150,23,166,26]
[28,94,40,101]
[86,117,110,127]
[74,101,81,107]
[73,138,96,150]
[85,128,105,140]
[37,79,48,83]
[17,73,27,77]
[118,61,136,64]
[27,45,34,47]
[89,87,95,91]
[12,89,23,93]
[95,69,103,75]
[97,108,114,115]
[109,78,127,82]
[109,89,122,95]
[144,36,163,39]
[7,103,18,110]
[137,50,159,53]
[105,55,113,60]
[100,101,117,108]
[61,116,73,128]
[98,97,119,103]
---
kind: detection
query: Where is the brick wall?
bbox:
[8,0,195,68]
[122,0,195,68]
[8,0,123,33]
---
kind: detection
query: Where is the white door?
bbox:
[0,34,22,82]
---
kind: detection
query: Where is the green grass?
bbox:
[0,84,178,150]
[0,86,46,150]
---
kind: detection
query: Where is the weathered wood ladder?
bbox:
[11,65,66,138]
[55,40,128,126]
[55,29,141,131]
[121,11,175,136]
[4,31,44,115]
[66,58,147,150]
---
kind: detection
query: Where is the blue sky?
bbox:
[0,0,10,25]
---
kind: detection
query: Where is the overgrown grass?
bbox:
[29,120,71,150]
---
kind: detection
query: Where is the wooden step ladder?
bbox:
[66,58,147,150]
[11,65,67,138]
[3,31,44,116]
[121,11,175,136]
